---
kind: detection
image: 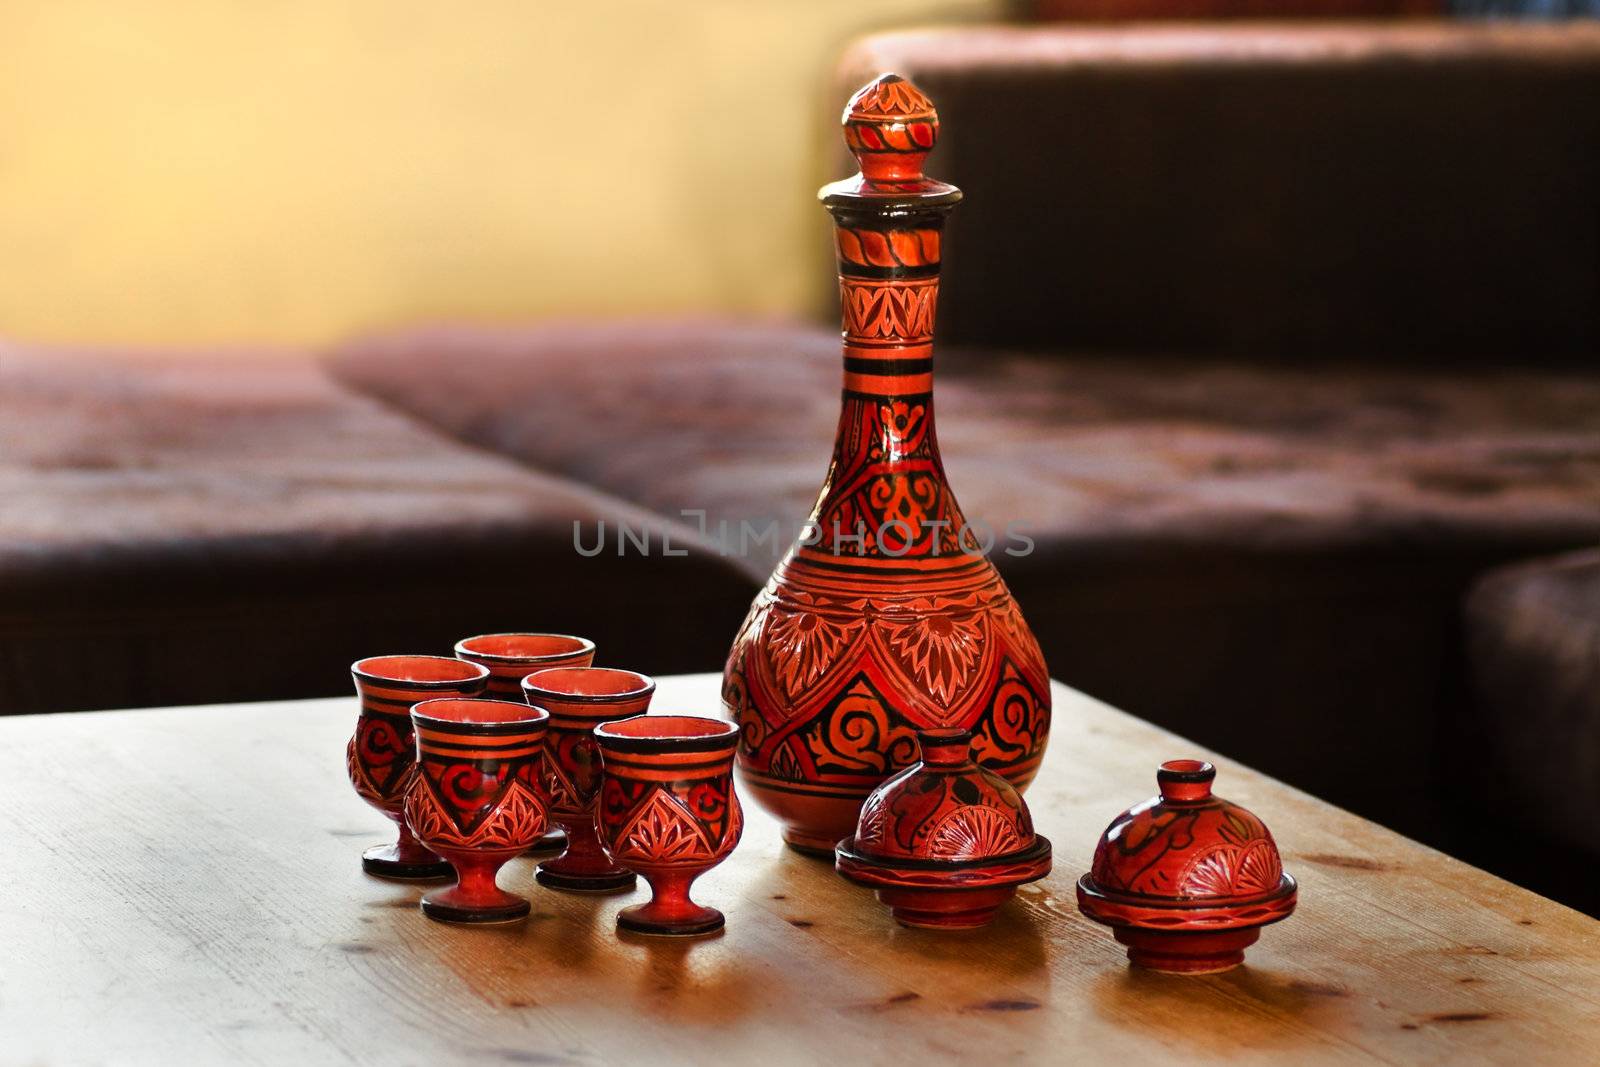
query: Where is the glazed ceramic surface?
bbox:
[405,698,550,923]
[521,667,654,892]
[455,632,595,853]
[454,633,596,701]
[835,728,1050,929]
[347,654,489,879]
[723,73,1051,855]
[595,715,744,937]
[1076,760,1298,973]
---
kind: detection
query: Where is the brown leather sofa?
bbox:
[0,346,756,714]
[1464,549,1600,910]
[4,23,1597,906]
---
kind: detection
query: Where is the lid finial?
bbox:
[1156,759,1217,803]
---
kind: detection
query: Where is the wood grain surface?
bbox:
[0,674,1594,1065]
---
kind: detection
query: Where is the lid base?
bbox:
[1076,873,1298,933]
[877,885,1018,930]
[1114,925,1260,974]
[836,835,1053,891]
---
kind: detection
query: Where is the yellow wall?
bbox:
[0,1,998,351]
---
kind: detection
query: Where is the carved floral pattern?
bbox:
[881,611,984,706]
[600,780,743,868]
[764,601,864,700]
[613,790,714,863]
[1179,840,1282,898]
[848,75,935,120]
[927,805,1025,861]
[405,777,546,853]
[841,280,938,342]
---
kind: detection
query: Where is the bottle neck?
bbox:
[832,208,944,404]
[791,204,977,568]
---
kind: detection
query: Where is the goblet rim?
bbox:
[352,654,490,689]
[522,667,655,704]
[594,714,740,754]
[412,697,551,731]
[454,632,596,665]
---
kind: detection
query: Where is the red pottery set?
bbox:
[347,655,490,879]
[723,72,1052,856]
[1076,760,1299,973]
[835,728,1051,929]
[521,667,656,893]
[405,698,551,923]
[593,716,744,936]
[336,77,1302,965]
[345,637,743,934]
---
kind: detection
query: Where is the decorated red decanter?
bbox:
[722,73,1052,854]
[1077,760,1298,974]
[835,728,1051,929]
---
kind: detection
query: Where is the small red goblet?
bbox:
[455,633,596,854]
[520,667,655,892]
[453,633,596,700]
[405,698,551,923]
[593,715,743,936]
[348,655,489,879]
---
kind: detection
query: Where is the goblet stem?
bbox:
[363,812,452,879]
[618,869,724,936]
[537,814,636,891]
[421,850,530,924]
[392,816,443,865]
[559,818,614,871]
[642,871,696,919]
[453,857,503,901]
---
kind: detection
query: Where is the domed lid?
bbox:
[836,729,1050,888]
[1079,761,1296,923]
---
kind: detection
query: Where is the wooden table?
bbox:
[3,674,1596,1065]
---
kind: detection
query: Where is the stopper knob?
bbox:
[915,728,973,768]
[1156,759,1217,803]
[842,72,939,184]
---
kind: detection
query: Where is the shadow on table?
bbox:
[1091,963,1347,1052]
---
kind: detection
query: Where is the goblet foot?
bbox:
[535,866,636,893]
[617,899,724,937]
[536,823,636,892]
[1112,926,1260,974]
[361,842,452,881]
[877,886,1016,930]
[524,828,567,855]
[420,883,532,924]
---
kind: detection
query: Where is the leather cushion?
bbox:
[834,23,1600,361]
[0,343,755,713]
[1465,550,1600,861]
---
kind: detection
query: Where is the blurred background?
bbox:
[4,0,1594,351]
[0,0,1000,349]
[2,1,1598,912]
